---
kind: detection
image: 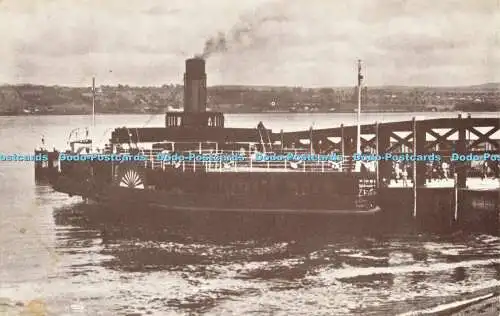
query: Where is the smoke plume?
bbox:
[199,32,228,58]
[196,8,288,59]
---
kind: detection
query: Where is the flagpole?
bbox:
[356,59,362,155]
[90,77,96,152]
[355,59,363,172]
[92,77,96,129]
[309,125,313,154]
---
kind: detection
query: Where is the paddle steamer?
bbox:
[35,58,380,216]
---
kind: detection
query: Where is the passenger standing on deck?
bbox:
[249,144,256,160]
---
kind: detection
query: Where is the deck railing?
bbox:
[115,148,364,173]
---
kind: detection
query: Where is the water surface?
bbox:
[0,112,499,315]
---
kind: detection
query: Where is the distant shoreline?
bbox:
[1,83,498,117]
[1,110,499,117]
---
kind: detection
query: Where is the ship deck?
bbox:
[203,166,345,173]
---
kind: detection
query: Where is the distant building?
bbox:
[426,104,455,111]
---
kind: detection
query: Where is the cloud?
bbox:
[141,6,180,16]
[0,0,498,86]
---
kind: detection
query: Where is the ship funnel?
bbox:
[166,58,223,128]
[184,58,207,113]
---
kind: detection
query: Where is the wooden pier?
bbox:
[280,114,499,234]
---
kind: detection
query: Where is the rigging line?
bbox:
[135,128,140,149]
[142,112,161,128]
[96,128,113,149]
[125,127,132,148]
[141,84,181,128]
[266,129,272,152]
[257,122,266,154]
[258,129,264,152]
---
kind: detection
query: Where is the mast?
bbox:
[309,125,313,154]
[356,59,363,155]
[92,76,96,128]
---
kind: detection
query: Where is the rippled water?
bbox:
[1,112,499,315]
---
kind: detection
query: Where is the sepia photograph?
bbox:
[0,0,499,315]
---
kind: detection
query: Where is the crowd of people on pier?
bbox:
[389,159,498,187]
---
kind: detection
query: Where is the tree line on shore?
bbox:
[0,83,498,115]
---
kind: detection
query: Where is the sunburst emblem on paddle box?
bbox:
[119,168,145,189]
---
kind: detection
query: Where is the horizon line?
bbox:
[1,82,499,89]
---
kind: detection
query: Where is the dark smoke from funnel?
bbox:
[199,32,228,59]
[196,9,288,60]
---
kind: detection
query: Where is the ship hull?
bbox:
[149,203,381,215]
[51,172,381,217]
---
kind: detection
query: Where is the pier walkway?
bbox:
[388,177,499,190]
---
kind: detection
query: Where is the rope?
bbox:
[141,84,181,128]
[266,129,272,152]
[135,128,141,150]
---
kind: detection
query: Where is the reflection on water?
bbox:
[41,201,500,315]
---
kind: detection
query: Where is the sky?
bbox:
[0,0,499,87]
